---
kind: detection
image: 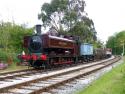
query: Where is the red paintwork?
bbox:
[31,54,37,61]
[23,34,78,55]
[42,34,75,49]
[20,54,30,61]
[41,54,47,61]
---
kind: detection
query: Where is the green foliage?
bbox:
[106,31,125,55]
[93,40,104,48]
[39,0,98,43]
[69,22,95,42]
[39,0,97,43]
[0,22,33,63]
[38,0,68,31]
[9,24,32,52]
[0,49,8,62]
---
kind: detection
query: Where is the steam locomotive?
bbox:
[20,24,112,68]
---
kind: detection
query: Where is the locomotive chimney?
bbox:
[36,24,42,35]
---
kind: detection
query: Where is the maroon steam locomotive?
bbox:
[20,24,111,68]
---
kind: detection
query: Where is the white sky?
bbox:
[85,0,125,42]
[0,0,125,42]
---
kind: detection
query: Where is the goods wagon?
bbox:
[79,43,94,62]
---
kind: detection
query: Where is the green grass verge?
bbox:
[78,57,125,94]
[0,63,28,73]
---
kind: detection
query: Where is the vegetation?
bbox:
[0,64,28,73]
[0,22,33,64]
[77,57,125,94]
[38,0,97,42]
[106,31,125,55]
[0,0,103,67]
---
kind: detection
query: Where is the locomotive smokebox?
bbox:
[36,24,42,35]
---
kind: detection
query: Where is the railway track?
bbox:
[0,56,121,94]
[0,58,112,81]
[0,63,79,81]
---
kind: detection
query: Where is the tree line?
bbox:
[106,31,125,55]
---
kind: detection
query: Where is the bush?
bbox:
[0,22,33,65]
[0,49,8,62]
[0,49,20,65]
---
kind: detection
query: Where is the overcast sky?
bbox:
[0,0,125,42]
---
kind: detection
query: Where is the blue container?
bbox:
[80,43,93,55]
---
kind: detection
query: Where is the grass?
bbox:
[0,62,28,73]
[77,56,125,94]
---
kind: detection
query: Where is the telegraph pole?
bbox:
[122,41,124,56]
[121,40,125,56]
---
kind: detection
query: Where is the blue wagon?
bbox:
[80,43,94,62]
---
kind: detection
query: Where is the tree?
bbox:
[0,22,11,51]
[38,0,96,42]
[106,31,125,55]
[38,0,68,32]
[0,22,33,63]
